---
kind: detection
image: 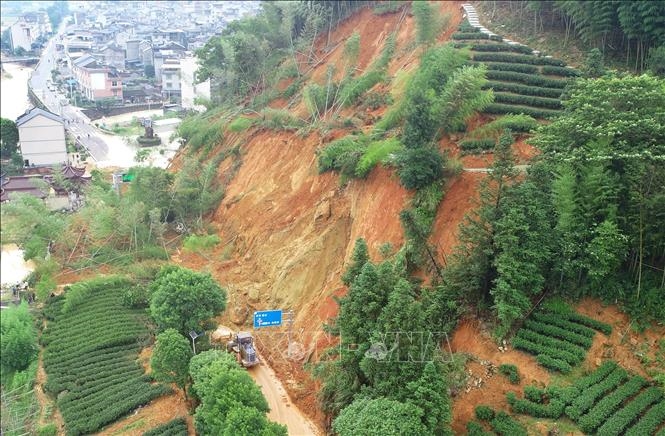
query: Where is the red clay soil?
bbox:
[450,318,553,434]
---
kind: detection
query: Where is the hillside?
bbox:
[4,1,663,435]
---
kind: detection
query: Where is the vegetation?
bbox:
[150,329,193,397]
[189,350,286,435]
[333,397,427,435]
[498,364,520,384]
[0,117,19,158]
[142,418,187,436]
[42,278,171,435]
[149,266,227,336]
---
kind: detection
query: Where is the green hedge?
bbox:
[577,376,648,433]
[512,337,582,366]
[624,400,665,436]
[561,312,613,336]
[516,329,587,361]
[493,92,563,110]
[473,52,566,66]
[499,364,521,384]
[475,405,495,421]
[485,70,569,88]
[546,385,580,405]
[565,366,629,420]
[596,387,663,436]
[506,392,565,419]
[452,32,491,40]
[541,65,581,77]
[575,361,619,390]
[457,20,480,33]
[531,312,597,337]
[459,138,495,152]
[468,43,533,54]
[466,420,493,436]
[143,418,188,436]
[484,62,539,74]
[536,354,573,373]
[484,81,563,98]
[523,385,545,403]
[522,319,594,348]
[490,411,527,436]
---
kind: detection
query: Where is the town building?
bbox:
[72,54,123,101]
[15,108,68,167]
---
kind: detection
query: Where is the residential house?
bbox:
[72,54,123,101]
[101,43,126,70]
[180,54,210,110]
[15,108,67,167]
[9,12,50,52]
[161,59,181,101]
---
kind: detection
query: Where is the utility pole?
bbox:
[286,310,294,357]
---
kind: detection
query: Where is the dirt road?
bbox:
[212,327,319,435]
[249,356,320,436]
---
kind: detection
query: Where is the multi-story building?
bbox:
[15,108,67,167]
[72,54,123,101]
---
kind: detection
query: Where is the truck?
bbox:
[226,331,259,368]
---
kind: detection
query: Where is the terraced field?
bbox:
[512,309,612,373]
[507,361,665,435]
[42,277,171,435]
[452,19,579,120]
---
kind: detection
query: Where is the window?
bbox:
[165,82,172,88]
[111,81,118,86]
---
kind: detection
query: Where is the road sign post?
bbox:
[253,310,282,328]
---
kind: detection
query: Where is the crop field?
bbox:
[507,361,665,435]
[452,20,579,121]
[511,309,612,373]
[42,277,171,435]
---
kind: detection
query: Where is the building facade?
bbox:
[16,108,68,167]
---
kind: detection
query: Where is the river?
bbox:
[0,62,33,119]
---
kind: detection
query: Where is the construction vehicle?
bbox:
[226,331,259,368]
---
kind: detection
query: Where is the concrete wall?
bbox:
[19,115,67,166]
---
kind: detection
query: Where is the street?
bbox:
[28,21,109,162]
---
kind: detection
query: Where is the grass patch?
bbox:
[228,116,254,132]
[182,234,221,252]
[355,137,403,177]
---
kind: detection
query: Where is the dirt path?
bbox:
[249,355,321,436]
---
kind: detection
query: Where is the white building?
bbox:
[16,108,68,167]
[180,54,210,111]
[161,59,181,100]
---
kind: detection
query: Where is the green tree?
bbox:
[0,302,38,374]
[151,328,193,396]
[0,118,19,158]
[412,1,438,46]
[406,362,452,436]
[397,146,445,190]
[582,48,606,78]
[149,266,227,335]
[333,397,428,436]
[144,64,155,78]
[341,238,369,286]
[647,45,665,76]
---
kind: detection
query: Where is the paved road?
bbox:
[28,20,108,162]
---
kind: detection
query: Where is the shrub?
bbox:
[624,400,665,436]
[546,385,580,405]
[468,43,533,54]
[484,81,563,98]
[574,361,619,390]
[142,417,188,436]
[507,392,565,419]
[490,411,527,436]
[459,138,496,153]
[596,387,663,436]
[182,234,221,252]
[565,366,629,420]
[452,32,491,41]
[485,71,569,89]
[531,312,597,337]
[515,329,587,361]
[137,136,161,147]
[523,385,545,403]
[37,424,57,436]
[577,376,648,433]
[536,354,573,373]
[493,92,563,110]
[512,336,582,366]
[355,137,403,178]
[472,52,566,66]
[483,62,539,74]
[396,146,445,190]
[522,319,594,348]
[466,421,492,436]
[468,114,538,139]
[561,312,612,335]
[541,65,580,77]
[483,103,562,119]
[499,364,521,384]
[318,135,369,175]
[372,0,408,15]
[258,108,305,131]
[121,284,149,309]
[340,70,386,107]
[475,405,495,421]
[228,116,254,132]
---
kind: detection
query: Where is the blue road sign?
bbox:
[253,310,283,328]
